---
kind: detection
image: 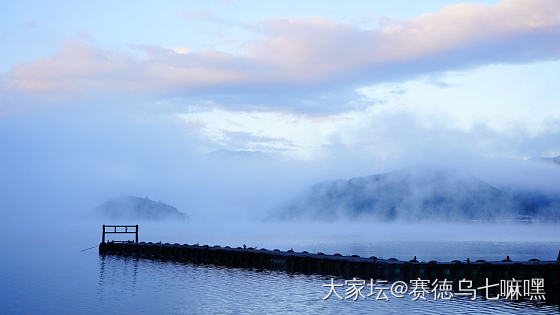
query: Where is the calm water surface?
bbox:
[1,239,559,314]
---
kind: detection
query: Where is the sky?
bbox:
[1,0,560,221]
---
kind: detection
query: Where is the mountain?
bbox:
[95,196,187,221]
[275,168,555,222]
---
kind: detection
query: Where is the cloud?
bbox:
[2,40,251,95]
[178,89,560,162]
[247,0,560,83]
[2,0,560,111]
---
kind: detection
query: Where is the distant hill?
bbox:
[95,196,187,221]
[275,168,558,222]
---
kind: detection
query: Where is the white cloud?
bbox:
[2,0,559,112]
[178,61,560,160]
[169,46,191,54]
[178,109,357,159]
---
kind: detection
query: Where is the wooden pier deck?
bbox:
[98,241,560,300]
[97,225,560,301]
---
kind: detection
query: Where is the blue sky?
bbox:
[0,0,559,161]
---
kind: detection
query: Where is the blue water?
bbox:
[1,237,559,314]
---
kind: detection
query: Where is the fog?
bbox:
[1,105,559,253]
[0,108,329,223]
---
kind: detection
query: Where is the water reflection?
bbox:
[92,250,559,314]
[1,240,558,314]
[98,254,139,291]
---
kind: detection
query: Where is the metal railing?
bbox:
[102,225,138,243]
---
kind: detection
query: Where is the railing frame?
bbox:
[102,225,138,243]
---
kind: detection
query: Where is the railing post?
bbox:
[101,225,138,243]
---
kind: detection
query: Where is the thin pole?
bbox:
[135,225,139,243]
[102,224,105,243]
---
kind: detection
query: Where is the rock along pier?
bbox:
[98,225,560,301]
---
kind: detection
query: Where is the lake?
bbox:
[1,221,559,314]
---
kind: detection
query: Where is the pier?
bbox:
[98,225,560,301]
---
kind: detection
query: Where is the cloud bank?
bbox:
[2,0,559,111]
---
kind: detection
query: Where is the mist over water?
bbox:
[1,109,559,245]
[2,110,560,224]
[1,105,559,315]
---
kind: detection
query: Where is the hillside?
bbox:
[95,196,188,221]
[276,168,548,222]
